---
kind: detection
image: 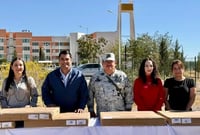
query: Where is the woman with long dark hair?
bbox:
[0,57,38,108]
[133,58,165,111]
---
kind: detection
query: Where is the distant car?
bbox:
[77,63,102,77]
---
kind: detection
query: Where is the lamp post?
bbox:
[107,9,121,69]
[79,25,88,34]
[118,15,121,70]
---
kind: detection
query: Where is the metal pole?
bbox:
[195,56,197,85]
[79,25,88,34]
[118,2,121,69]
[125,45,127,69]
[107,8,121,69]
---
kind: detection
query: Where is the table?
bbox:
[0,118,200,135]
[1,126,200,135]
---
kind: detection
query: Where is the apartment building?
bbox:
[0,29,118,65]
[0,29,71,64]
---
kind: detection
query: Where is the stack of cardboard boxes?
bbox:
[0,107,90,128]
[1,108,200,128]
[24,112,90,127]
[157,111,200,126]
[100,111,166,126]
[100,111,200,126]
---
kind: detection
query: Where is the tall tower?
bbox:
[117,0,135,69]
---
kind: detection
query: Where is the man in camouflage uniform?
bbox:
[87,53,133,117]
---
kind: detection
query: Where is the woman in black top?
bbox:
[164,60,196,111]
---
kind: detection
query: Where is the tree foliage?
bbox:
[77,34,107,64]
[39,47,45,61]
[75,32,187,80]
[197,53,200,72]
[124,32,185,80]
[173,39,183,61]
[159,37,170,78]
[13,49,17,60]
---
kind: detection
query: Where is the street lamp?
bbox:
[107,9,113,14]
[79,25,88,34]
[107,9,121,69]
[118,14,121,70]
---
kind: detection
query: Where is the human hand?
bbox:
[75,109,84,113]
[90,111,97,118]
[25,105,31,108]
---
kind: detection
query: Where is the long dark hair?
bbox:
[138,58,159,84]
[5,57,30,92]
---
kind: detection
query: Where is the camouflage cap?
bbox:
[103,53,115,61]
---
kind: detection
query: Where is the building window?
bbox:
[0,38,4,42]
[56,42,67,46]
[24,55,30,61]
[22,39,30,43]
[46,56,50,60]
[0,46,3,50]
[44,42,50,46]
[32,42,39,46]
[32,49,39,53]
[23,46,30,51]
[46,49,50,53]
[0,54,4,58]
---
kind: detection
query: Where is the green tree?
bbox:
[39,47,45,61]
[13,49,17,60]
[0,58,7,64]
[128,33,159,70]
[128,32,179,79]
[196,53,200,78]
[77,34,107,64]
[173,39,183,60]
[180,47,184,63]
[159,37,170,78]
[155,32,175,78]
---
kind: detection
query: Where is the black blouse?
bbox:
[164,78,195,110]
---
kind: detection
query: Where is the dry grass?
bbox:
[192,91,200,111]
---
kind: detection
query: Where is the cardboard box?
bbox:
[157,111,200,126]
[100,111,166,126]
[0,107,60,121]
[0,122,15,129]
[24,120,59,127]
[24,112,90,127]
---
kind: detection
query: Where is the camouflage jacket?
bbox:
[87,70,133,116]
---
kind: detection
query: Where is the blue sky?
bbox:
[1,0,199,59]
